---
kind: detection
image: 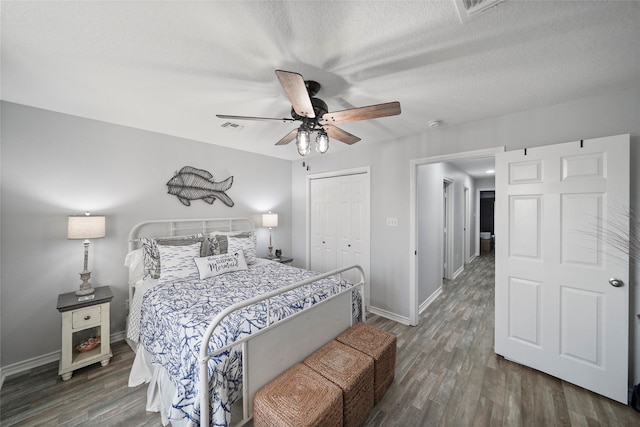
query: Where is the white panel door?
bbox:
[495,134,629,403]
[336,174,370,302]
[309,178,325,272]
[310,177,338,273]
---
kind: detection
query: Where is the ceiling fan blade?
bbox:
[323,101,401,124]
[216,114,295,123]
[275,128,299,146]
[323,125,361,145]
[275,70,315,119]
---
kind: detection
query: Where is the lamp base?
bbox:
[267,245,275,259]
[75,271,95,296]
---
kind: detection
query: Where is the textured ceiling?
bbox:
[2,1,639,160]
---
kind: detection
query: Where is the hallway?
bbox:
[365,253,640,426]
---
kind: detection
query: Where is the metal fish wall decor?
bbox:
[167,166,234,207]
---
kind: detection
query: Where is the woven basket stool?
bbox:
[336,322,397,404]
[254,363,343,427]
[304,340,374,427]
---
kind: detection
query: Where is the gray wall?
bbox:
[417,162,476,306]
[290,86,640,385]
[0,102,293,367]
[2,85,640,387]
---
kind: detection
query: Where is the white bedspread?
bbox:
[128,259,359,426]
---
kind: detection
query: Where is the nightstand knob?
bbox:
[84,315,91,321]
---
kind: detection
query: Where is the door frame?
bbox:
[443,177,454,280]
[409,147,504,326]
[476,187,496,257]
[464,186,471,263]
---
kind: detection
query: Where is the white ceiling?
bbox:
[449,156,496,179]
[2,1,639,161]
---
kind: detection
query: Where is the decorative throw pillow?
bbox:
[194,250,248,280]
[208,231,252,255]
[157,242,201,284]
[141,234,204,278]
[228,234,257,264]
[207,234,221,255]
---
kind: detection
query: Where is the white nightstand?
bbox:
[56,286,113,380]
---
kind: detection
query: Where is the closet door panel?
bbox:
[310,172,369,305]
[310,179,325,272]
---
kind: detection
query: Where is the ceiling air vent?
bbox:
[454,0,505,23]
[220,121,244,130]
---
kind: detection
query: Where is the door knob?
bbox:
[609,278,624,288]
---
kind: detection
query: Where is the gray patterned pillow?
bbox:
[208,232,252,255]
[228,234,257,264]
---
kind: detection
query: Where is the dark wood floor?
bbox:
[2,253,639,426]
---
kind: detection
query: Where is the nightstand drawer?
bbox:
[72,306,101,329]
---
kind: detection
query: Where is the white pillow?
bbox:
[124,248,144,286]
[157,242,201,284]
[228,234,257,264]
[194,250,248,279]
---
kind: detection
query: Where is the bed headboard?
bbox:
[127,217,255,252]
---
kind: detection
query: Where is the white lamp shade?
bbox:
[68,215,106,239]
[262,212,278,228]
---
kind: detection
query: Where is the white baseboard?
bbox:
[111,330,126,343]
[419,287,443,314]
[0,330,127,389]
[452,264,464,280]
[367,306,411,326]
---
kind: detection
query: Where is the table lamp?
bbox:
[262,212,278,259]
[68,213,106,295]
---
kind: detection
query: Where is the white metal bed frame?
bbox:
[127,217,366,426]
[127,217,256,321]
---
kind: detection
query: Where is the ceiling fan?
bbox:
[216,70,401,156]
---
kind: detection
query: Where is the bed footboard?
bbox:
[199,264,365,427]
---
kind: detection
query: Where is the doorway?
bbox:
[443,178,454,280]
[479,190,495,255]
[409,147,504,326]
[464,186,470,263]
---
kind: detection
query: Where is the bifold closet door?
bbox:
[337,174,368,287]
[310,177,338,273]
[310,173,370,305]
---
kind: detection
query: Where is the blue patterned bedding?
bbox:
[138,260,360,426]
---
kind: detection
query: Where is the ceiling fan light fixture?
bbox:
[315,131,329,154]
[219,70,401,156]
[296,128,311,156]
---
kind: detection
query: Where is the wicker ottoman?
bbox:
[254,363,343,427]
[337,322,397,403]
[304,340,374,427]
